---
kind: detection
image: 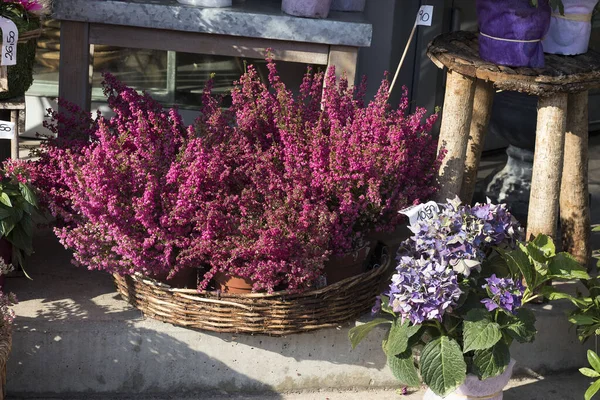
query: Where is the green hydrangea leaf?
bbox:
[463,309,502,353]
[348,318,391,349]
[420,336,466,397]
[472,341,510,380]
[504,308,537,343]
[385,319,410,356]
[548,252,590,280]
[388,349,420,387]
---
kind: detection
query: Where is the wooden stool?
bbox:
[427,31,600,266]
[0,97,25,160]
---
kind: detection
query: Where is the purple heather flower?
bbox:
[388,256,462,325]
[481,274,525,314]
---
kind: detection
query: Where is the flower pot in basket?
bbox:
[330,0,366,12]
[213,272,254,293]
[542,0,599,55]
[323,241,376,285]
[476,0,551,68]
[282,0,333,18]
[423,359,516,400]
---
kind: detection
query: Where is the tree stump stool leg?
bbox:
[435,70,476,202]
[526,94,568,242]
[460,80,494,203]
[560,91,590,266]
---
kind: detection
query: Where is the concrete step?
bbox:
[4,231,595,396]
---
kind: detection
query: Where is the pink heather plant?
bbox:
[35,59,443,292]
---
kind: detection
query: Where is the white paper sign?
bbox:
[0,120,15,140]
[399,201,440,226]
[0,17,18,66]
[416,5,434,26]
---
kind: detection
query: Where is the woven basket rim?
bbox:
[118,253,391,300]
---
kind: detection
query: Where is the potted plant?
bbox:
[543,0,600,55]
[34,59,443,293]
[349,198,589,398]
[281,0,333,19]
[476,0,563,68]
[0,0,49,99]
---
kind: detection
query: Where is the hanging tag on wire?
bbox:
[0,17,18,66]
[416,5,434,26]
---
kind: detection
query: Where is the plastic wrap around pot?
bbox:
[542,0,599,55]
[476,0,551,68]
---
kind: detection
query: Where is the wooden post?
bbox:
[526,94,568,241]
[560,91,590,266]
[10,110,18,159]
[435,70,476,202]
[460,80,494,203]
[59,21,93,114]
[327,45,359,86]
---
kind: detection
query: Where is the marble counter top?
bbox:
[52,0,372,47]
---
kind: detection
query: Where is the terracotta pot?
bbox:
[542,0,599,55]
[423,359,516,400]
[476,0,551,68]
[213,272,254,293]
[281,0,333,19]
[323,242,375,285]
[152,268,198,289]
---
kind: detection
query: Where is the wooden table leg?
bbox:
[327,45,358,86]
[460,80,494,203]
[526,94,568,241]
[435,70,476,202]
[560,91,590,266]
[59,21,93,115]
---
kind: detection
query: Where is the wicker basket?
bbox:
[0,328,12,400]
[113,251,392,336]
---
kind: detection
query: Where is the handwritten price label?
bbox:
[0,120,15,140]
[399,200,440,226]
[0,17,18,66]
[416,5,434,27]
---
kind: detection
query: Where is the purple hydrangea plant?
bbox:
[481,274,525,314]
[389,256,462,324]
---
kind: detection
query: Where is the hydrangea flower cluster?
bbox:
[402,197,523,276]
[389,256,462,324]
[481,274,525,314]
[33,60,442,292]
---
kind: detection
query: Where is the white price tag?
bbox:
[0,120,15,140]
[399,201,440,226]
[416,5,434,27]
[0,17,18,66]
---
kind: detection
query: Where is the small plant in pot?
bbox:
[543,0,600,55]
[476,0,564,68]
[349,197,589,399]
[34,59,443,293]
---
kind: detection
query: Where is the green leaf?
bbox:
[548,252,590,280]
[463,309,502,353]
[569,315,597,326]
[539,286,589,307]
[419,336,467,397]
[0,193,11,208]
[385,319,410,356]
[504,246,535,288]
[585,379,600,400]
[8,224,33,255]
[581,368,600,378]
[19,183,38,207]
[589,350,600,372]
[472,341,511,380]
[387,349,421,387]
[526,234,556,263]
[348,318,392,349]
[0,207,12,220]
[504,308,537,343]
[0,215,16,237]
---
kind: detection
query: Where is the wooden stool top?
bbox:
[427,31,600,96]
[0,96,25,110]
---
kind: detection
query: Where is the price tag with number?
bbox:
[399,200,440,226]
[0,17,18,66]
[0,120,15,140]
[416,5,434,27]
